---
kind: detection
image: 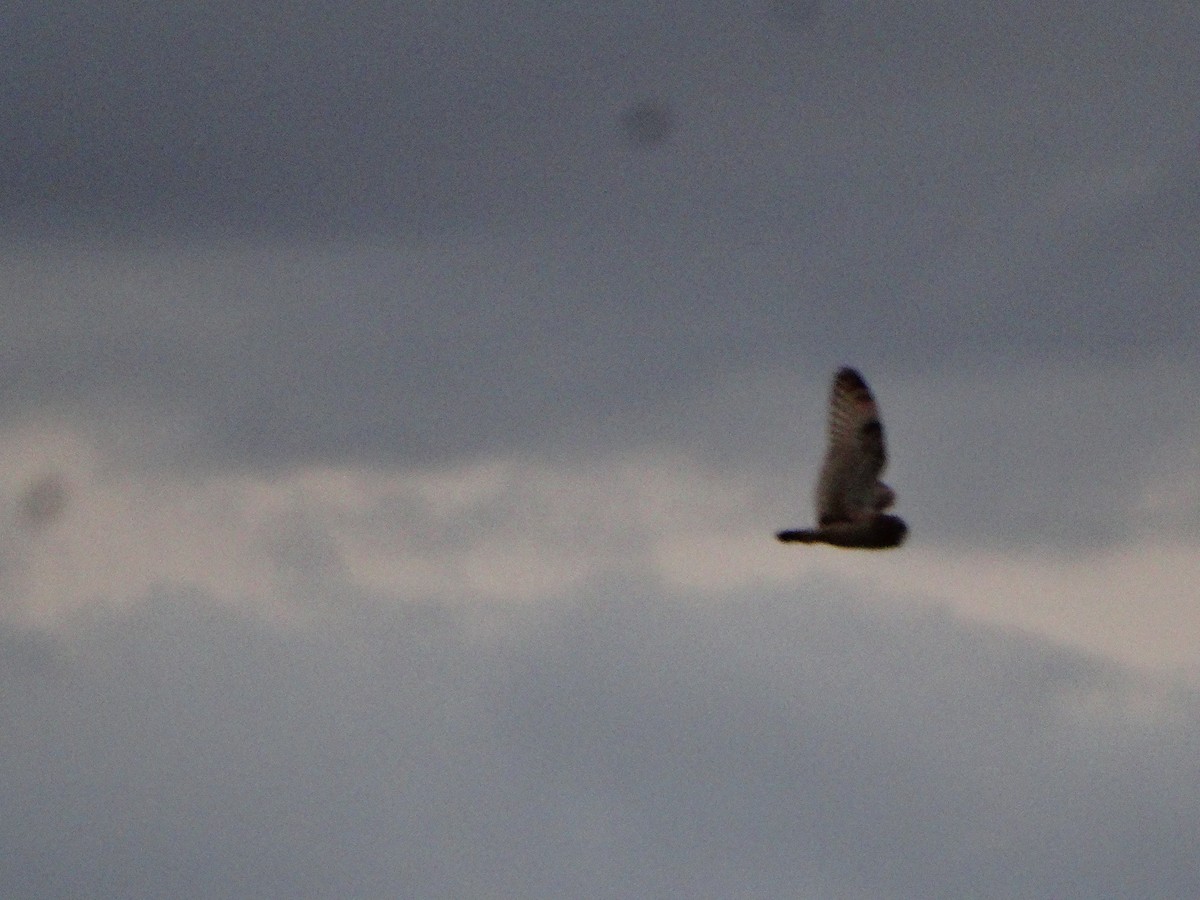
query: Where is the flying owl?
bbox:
[776,367,907,549]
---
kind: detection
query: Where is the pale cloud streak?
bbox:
[5,416,1196,687]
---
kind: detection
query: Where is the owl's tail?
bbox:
[776,529,820,543]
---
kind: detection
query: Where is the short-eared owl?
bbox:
[777,367,907,549]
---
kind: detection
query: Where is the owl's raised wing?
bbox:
[815,367,890,524]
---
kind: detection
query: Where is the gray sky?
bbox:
[3,1,1200,897]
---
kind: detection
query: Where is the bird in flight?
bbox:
[777,367,907,549]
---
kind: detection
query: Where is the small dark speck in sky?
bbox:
[18,474,69,530]
[620,100,675,148]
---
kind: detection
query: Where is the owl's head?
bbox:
[864,514,908,549]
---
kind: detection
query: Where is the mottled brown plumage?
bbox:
[776,367,907,549]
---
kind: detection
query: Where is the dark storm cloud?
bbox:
[7,0,1195,243]
[2,0,1197,482]
[2,1,494,233]
[1,0,760,235]
[1,586,1197,898]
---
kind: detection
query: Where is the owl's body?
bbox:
[777,367,907,550]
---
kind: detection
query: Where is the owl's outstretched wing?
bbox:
[815,367,891,524]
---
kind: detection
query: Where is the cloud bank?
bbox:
[2,583,1198,899]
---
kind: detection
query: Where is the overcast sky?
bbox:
[3,1,1200,897]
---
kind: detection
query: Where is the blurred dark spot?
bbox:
[768,0,822,28]
[620,100,675,148]
[18,474,69,530]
